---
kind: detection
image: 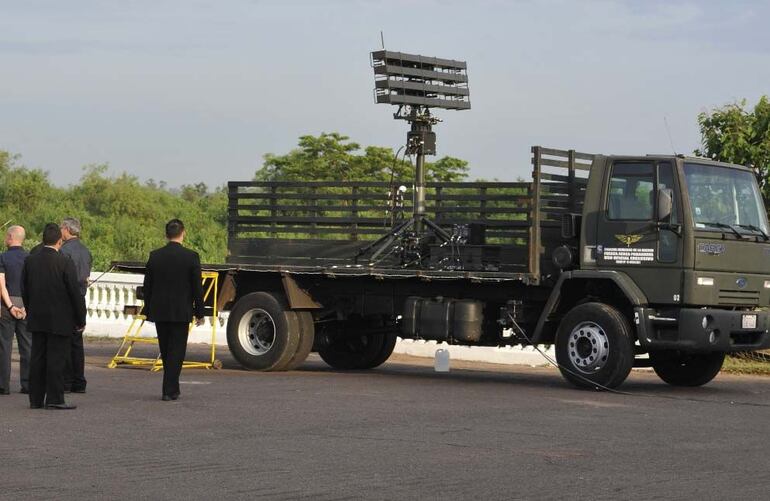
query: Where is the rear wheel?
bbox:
[284,311,315,370]
[318,331,386,370]
[650,351,725,386]
[226,292,300,371]
[555,302,634,389]
[318,315,398,370]
[360,332,398,369]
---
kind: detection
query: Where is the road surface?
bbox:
[2,340,769,500]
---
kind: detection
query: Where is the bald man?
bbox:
[0,225,31,395]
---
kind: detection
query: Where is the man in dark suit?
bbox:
[143,219,205,401]
[60,217,93,393]
[22,224,87,410]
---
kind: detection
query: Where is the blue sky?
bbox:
[2,0,769,187]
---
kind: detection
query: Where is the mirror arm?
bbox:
[657,221,682,236]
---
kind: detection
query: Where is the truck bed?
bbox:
[224,147,592,284]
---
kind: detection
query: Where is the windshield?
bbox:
[684,163,769,234]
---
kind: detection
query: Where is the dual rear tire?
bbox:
[226,292,315,371]
[226,292,397,372]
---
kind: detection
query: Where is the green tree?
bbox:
[181,182,210,202]
[0,151,228,270]
[0,131,472,269]
[256,132,469,183]
[695,96,770,195]
[425,156,469,182]
[0,151,66,241]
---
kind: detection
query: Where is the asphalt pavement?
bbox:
[2,339,770,500]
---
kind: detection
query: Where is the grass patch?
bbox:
[723,353,770,376]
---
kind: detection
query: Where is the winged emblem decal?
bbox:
[615,234,642,246]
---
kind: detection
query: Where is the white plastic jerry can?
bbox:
[434,348,450,372]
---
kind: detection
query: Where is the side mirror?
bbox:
[657,188,673,222]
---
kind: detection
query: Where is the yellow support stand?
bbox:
[107,271,223,371]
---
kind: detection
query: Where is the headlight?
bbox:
[764,280,770,289]
[697,277,715,286]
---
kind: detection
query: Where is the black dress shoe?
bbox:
[45,403,77,410]
[71,388,86,394]
[29,403,43,409]
[161,395,171,401]
[169,393,180,401]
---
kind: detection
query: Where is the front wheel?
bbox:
[650,351,725,387]
[555,302,634,389]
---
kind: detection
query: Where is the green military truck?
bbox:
[118,146,770,389]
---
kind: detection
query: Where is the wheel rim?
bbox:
[238,308,276,356]
[567,321,610,373]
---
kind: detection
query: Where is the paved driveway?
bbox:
[2,340,769,500]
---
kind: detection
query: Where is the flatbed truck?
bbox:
[117,146,770,388]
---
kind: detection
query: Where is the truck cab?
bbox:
[546,154,770,387]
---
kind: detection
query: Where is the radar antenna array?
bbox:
[358,50,471,266]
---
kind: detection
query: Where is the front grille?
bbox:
[718,289,760,306]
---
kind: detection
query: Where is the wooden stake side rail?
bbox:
[530,146,594,279]
[224,146,595,282]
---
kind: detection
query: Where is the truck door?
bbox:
[595,160,683,304]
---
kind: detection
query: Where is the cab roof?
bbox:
[602,154,754,172]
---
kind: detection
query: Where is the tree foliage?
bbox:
[695,96,770,195]
[0,152,227,270]
[0,132,470,269]
[255,132,469,183]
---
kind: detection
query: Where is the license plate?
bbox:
[742,314,757,329]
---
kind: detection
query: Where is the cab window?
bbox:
[607,163,654,220]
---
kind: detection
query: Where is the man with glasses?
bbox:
[60,217,92,394]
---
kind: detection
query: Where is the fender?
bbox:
[282,273,322,309]
[530,270,648,344]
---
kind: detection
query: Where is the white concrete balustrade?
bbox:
[86,272,142,323]
[84,271,553,365]
[85,271,228,345]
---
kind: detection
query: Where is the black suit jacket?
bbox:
[143,242,205,323]
[21,247,87,336]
